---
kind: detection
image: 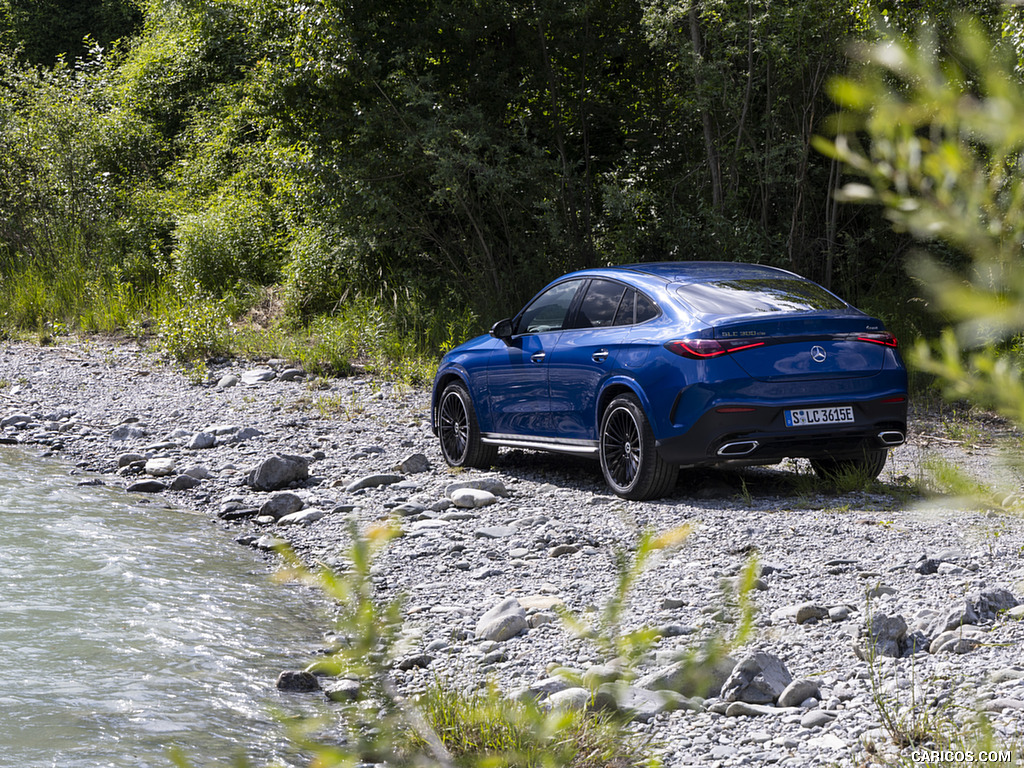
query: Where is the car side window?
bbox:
[635,291,660,323]
[515,280,583,334]
[573,279,627,328]
[613,289,635,326]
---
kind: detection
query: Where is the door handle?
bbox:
[530,351,546,363]
[591,349,609,363]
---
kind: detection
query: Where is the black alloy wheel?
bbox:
[438,382,497,469]
[599,394,678,500]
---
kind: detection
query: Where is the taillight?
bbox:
[857,332,899,347]
[665,339,766,359]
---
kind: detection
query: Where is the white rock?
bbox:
[145,458,176,477]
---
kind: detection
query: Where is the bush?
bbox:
[281,226,354,319]
[157,298,231,363]
[172,189,281,296]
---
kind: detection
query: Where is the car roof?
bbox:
[612,261,800,283]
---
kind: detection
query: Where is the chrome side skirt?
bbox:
[480,433,600,456]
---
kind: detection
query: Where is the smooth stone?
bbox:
[279,509,326,526]
[260,493,304,520]
[241,369,275,385]
[829,605,852,622]
[801,709,838,729]
[778,678,821,708]
[127,480,166,493]
[345,474,403,492]
[248,454,309,491]
[169,474,201,491]
[323,678,360,702]
[475,598,528,642]
[546,687,591,710]
[453,488,498,508]
[445,477,509,498]
[187,431,215,449]
[144,458,176,477]
[276,670,320,692]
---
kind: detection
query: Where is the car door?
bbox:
[547,279,633,441]
[486,279,584,438]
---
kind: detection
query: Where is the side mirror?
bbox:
[489,318,514,342]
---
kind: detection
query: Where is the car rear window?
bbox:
[674,278,846,316]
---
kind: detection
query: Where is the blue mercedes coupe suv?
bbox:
[431,262,908,500]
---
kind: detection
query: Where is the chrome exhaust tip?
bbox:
[878,430,905,446]
[717,440,760,457]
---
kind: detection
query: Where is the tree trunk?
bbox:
[689,7,723,210]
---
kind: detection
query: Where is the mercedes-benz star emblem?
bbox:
[810,345,827,363]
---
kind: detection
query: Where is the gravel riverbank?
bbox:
[2,338,1023,767]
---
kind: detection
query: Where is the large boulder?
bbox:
[925,588,1019,639]
[720,652,792,704]
[247,454,309,491]
[854,613,908,660]
[260,492,305,520]
[638,654,737,699]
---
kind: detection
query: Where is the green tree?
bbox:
[0,0,142,64]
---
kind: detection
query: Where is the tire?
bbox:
[809,449,888,482]
[599,394,678,500]
[437,382,498,469]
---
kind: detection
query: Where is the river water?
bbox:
[0,446,330,767]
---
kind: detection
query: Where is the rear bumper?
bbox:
[655,395,908,466]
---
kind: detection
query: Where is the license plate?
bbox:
[784,406,854,428]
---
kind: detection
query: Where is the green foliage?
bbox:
[172,189,281,296]
[818,13,1024,430]
[157,298,231,363]
[281,226,353,318]
[821,18,1024,758]
[410,681,652,768]
[6,0,1024,375]
[0,0,143,65]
